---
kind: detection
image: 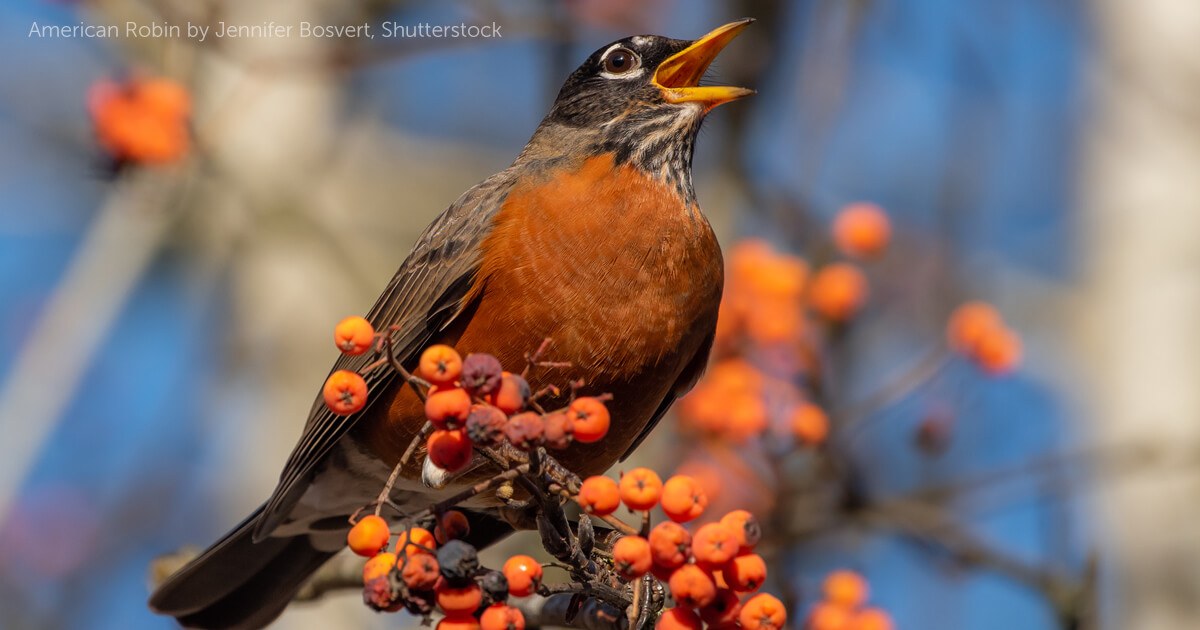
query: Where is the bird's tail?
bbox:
[148,505,337,630]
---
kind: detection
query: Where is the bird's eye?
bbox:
[602,47,640,75]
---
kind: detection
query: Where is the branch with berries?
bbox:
[315,318,791,630]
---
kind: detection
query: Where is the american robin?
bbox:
[150,19,753,629]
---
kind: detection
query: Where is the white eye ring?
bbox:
[599,44,642,79]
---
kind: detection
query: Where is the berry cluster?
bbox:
[318,319,787,629]
[806,570,893,630]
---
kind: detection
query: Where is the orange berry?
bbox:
[790,403,830,447]
[809,602,853,630]
[347,514,391,557]
[438,616,481,630]
[428,429,473,472]
[437,581,482,614]
[435,510,471,544]
[396,527,437,557]
[823,570,869,609]
[660,475,707,523]
[488,372,531,414]
[975,325,1022,375]
[719,510,762,553]
[420,345,463,387]
[88,76,191,164]
[669,564,717,608]
[362,551,398,581]
[723,552,767,593]
[334,316,375,356]
[619,468,663,511]
[439,615,483,630]
[323,370,368,415]
[542,411,575,449]
[656,607,703,630]
[692,523,739,567]
[851,608,894,630]
[612,535,653,580]
[578,476,620,516]
[739,593,786,630]
[480,604,526,630]
[699,588,742,627]
[649,521,692,569]
[568,397,610,443]
[401,551,440,590]
[426,386,473,430]
[946,301,1002,355]
[809,263,868,322]
[502,554,543,597]
[833,202,891,259]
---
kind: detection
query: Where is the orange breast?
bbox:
[367,154,723,481]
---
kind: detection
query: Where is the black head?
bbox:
[547,19,754,129]
[525,20,755,204]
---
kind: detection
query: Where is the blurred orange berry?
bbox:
[427,429,473,472]
[850,608,894,630]
[401,551,440,590]
[661,475,708,523]
[426,386,473,430]
[724,392,769,442]
[88,76,191,164]
[699,588,743,627]
[395,527,436,557]
[723,552,767,593]
[809,602,853,630]
[692,523,739,567]
[435,510,470,544]
[502,555,542,597]
[649,521,692,570]
[946,301,1003,355]
[480,604,526,630]
[437,616,480,630]
[334,316,375,356]
[347,514,390,557]
[719,510,762,553]
[420,345,463,387]
[833,202,891,259]
[740,593,787,630]
[669,564,717,608]
[619,468,663,511]
[823,570,869,609]
[436,581,482,615]
[362,551,397,581]
[612,535,653,580]
[809,264,868,322]
[975,325,1022,375]
[790,403,830,447]
[323,370,368,415]
[567,397,610,443]
[578,476,620,516]
[657,607,704,630]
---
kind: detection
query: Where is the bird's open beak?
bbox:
[654,19,756,109]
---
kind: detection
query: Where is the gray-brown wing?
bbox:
[253,171,516,541]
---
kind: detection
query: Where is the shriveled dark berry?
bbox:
[403,588,436,615]
[465,404,507,447]
[542,412,574,449]
[461,353,503,397]
[437,539,480,587]
[481,569,510,604]
[363,576,397,611]
[504,412,545,450]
